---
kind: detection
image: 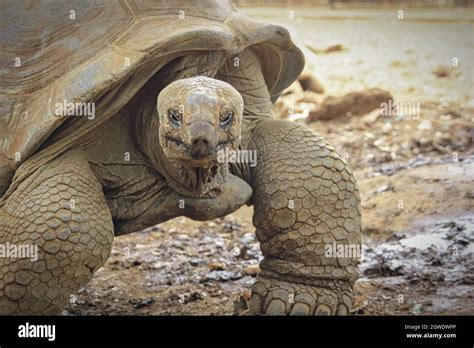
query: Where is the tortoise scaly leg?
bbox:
[0,152,113,314]
[247,119,361,315]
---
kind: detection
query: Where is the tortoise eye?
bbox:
[168,107,182,128]
[220,111,233,128]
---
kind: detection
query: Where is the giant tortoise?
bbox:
[0,0,361,315]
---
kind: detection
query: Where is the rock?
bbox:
[208,261,226,271]
[244,264,261,276]
[296,91,324,104]
[201,270,243,282]
[432,65,452,78]
[128,260,141,268]
[222,219,242,232]
[298,71,324,94]
[240,232,255,245]
[382,122,393,134]
[150,225,163,232]
[189,258,201,266]
[129,297,155,309]
[373,138,391,153]
[463,274,474,284]
[306,43,346,54]
[176,291,204,304]
[418,120,432,130]
[411,303,423,315]
[361,202,376,209]
[385,232,406,242]
[325,44,345,53]
[306,88,392,122]
[365,153,376,163]
[374,184,395,194]
[282,80,303,96]
[464,191,474,199]
[288,111,311,122]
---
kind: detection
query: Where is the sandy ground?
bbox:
[65,7,474,316]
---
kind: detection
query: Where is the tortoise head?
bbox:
[157,76,243,167]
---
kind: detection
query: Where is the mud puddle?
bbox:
[356,214,473,315]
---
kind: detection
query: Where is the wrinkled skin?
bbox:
[0,48,361,315]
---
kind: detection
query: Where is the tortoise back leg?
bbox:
[0,151,113,314]
[247,119,361,315]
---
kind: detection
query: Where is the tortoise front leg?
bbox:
[115,173,252,235]
[246,119,361,315]
[0,152,114,314]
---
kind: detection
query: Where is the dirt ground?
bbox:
[65,7,474,316]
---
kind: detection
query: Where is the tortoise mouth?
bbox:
[163,135,222,165]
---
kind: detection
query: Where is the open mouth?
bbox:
[164,136,234,166]
[189,150,218,165]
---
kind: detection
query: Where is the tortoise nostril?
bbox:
[191,137,211,158]
[192,137,208,146]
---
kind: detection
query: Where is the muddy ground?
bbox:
[65,7,474,315]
